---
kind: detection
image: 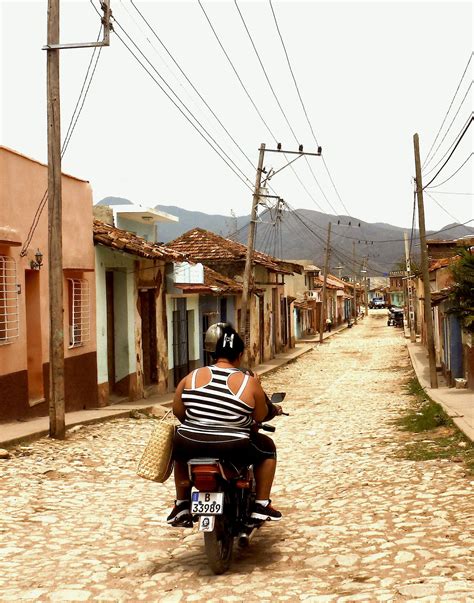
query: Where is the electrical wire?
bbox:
[428,191,473,196]
[111,20,254,193]
[425,152,473,190]
[409,188,417,260]
[422,51,473,170]
[423,116,473,188]
[128,0,256,174]
[198,0,328,214]
[234,0,340,217]
[268,0,352,218]
[423,104,473,178]
[20,24,104,257]
[424,191,470,228]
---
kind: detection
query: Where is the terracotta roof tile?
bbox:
[93,219,186,262]
[167,227,303,274]
[429,256,458,272]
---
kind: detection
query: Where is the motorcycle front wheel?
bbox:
[204,515,234,574]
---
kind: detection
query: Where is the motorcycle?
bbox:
[387,306,404,328]
[187,392,286,575]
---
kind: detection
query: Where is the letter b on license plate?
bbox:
[191,491,224,515]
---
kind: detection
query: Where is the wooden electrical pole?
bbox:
[47,0,65,438]
[319,222,332,343]
[364,260,369,317]
[413,133,438,388]
[404,231,416,343]
[352,241,358,324]
[240,143,266,347]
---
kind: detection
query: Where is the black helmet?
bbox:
[204,322,230,353]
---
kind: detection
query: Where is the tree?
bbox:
[448,247,474,332]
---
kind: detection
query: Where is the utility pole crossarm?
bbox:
[43,0,112,50]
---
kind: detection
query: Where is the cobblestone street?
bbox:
[1,313,474,602]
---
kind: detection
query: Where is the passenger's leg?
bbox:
[254,458,276,499]
[174,460,191,499]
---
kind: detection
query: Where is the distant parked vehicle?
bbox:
[369,297,386,309]
[387,306,404,327]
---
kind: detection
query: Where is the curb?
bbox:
[1,323,351,448]
[406,343,473,443]
[1,405,157,449]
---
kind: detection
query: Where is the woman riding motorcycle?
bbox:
[167,323,282,528]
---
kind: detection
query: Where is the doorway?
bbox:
[172,298,189,386]
[139,289,158,386]
[25,270,44,403]
[106,271,115,392]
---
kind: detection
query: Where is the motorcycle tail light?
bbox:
[193,474,218,491]
[191,464,220,491]
[236,479,250,489]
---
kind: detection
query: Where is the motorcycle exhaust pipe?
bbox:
[237,527,257,548]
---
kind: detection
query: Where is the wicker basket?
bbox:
[137,411,176,483]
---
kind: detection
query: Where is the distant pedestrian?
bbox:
[326,317,332,332]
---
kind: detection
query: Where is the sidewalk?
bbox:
[1,334,333,448]
[407,341,474,442]
[296,320,350,344]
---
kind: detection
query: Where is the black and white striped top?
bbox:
[178,366,253,440]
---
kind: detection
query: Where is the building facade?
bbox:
[0,146,97,422]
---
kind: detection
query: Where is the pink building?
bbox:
[0,146,97,422]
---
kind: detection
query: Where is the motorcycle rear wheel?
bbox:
[204,515,234,575]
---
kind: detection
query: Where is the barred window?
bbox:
[67,278,90,348]
[0,255,20,345]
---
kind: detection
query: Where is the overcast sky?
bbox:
[1,0,473,231]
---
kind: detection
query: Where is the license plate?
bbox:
[191,491,224,515]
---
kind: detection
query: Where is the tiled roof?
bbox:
[167,228,303,274]
[93,219,186,262]
[429,256,458,272]
[174,265,242,295]
[312,273,350,290]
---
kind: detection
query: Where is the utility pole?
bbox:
[413,133,438,388]
[44,1,112,438]
[352,241,358,324]
[364,260,369,317]
[240,143,322,354]
[319,222,332,343]
[47,0,65,438]
[404,231,416,343]
[240,144,266,346]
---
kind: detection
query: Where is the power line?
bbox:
[425,152,474,190]
[197,0,276,142]
[234,0,340,217]
[427,191,473,196]
[127,0,256,174]
[423,115,473,188]
[111,18,254,192]
[268,0,352,218]
[424,191,469,228]
[423,97,473,177]
[198,0,328,214]
[20,24,104,257]
[422,51,473,169]
[409,188,417,260]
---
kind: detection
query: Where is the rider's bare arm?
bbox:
[249,377,269,422]
[173,377,187,422]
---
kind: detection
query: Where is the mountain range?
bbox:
[98,197,474,275]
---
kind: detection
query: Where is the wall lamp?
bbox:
[30,248,44,270]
